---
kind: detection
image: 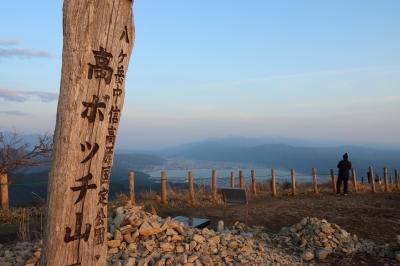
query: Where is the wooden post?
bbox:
[129,171,135,207]
[251,170,257,196]
[351,168,358,193]
[330,169,337,193]
[211,169,217,201]
[398,171,400,190]
[0,173,9,210]
[383,167,388,192]
[312,168,318,194]
[230,172,235,188]
[41,1,135,265]
[188,171,195,203]
[239,170,245,188]
[369,166,376,193]
[161,171,167,204]
[271,168,277,197]
[291,169,296,196]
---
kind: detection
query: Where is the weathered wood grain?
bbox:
[1,173,8,210]
[291,168,296,196]
[271,168,277,197]
[188,171,195,203]
[129,171,135,206]
[312,167,318,194]
[41,1,135,265]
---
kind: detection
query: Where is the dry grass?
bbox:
[0,206,45,241]
[110,179,400,211]
[0,207,44,224]
[18,208,31,242]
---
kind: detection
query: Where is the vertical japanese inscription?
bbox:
[120,25,130,43]
[64,46,115,266]
[81,95,107,123]
[43,1,134,265]
[88,47,114,84]
[93,27,130,249]
[80,142,100,163]
[64,213,92,243]
[70,174,97,204]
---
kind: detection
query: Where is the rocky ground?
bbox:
[158,192,400,246]
[1,192,400,265]
[106,205,299,265]
[0,241,41,266]
[273,217,400,263]
[3,203,399,266]
[105,205,400,265]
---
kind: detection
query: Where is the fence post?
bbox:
[291,169,296,196]
[369,166,376,193]
[251,170,257,197]
[1,173,9,210]
[330,169,336,194]
[230,172,235,188]
[211,169,217,201]
[188,171,195,203]
[129,171,135,207]
[239,170,245,188]
[161,171,167,204]
[271,168,277,197]
[351,168,358,193]
[398,171,400,190]
[383,167,388,192]
[312,168,318,194]
[368,170,372,184]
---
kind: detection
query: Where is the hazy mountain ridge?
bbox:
[157,136,400,155]
[7,153,165,206]
[158,138,400,175]
[6,135,400,206]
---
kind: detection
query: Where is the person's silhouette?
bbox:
[337,153,352,195]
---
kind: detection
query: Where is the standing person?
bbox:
[337,153,352,195]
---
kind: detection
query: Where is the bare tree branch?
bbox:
[0,130,53,174]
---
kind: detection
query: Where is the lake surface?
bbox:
[145,168,332,186]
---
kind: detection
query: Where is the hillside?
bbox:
[159,138,400,175]
[7,153,165,207]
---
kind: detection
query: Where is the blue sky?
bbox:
[0,0,400,149]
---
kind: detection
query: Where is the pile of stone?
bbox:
[107,205,299,266]
[0,241,41,266]
[3,207,400,265]
[273,217,396,262]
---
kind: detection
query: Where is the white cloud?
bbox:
[0,38,53,59]
[0,39,20,46]
[0,48,53,59]
[0,110,31,116]
[0,88,58,102]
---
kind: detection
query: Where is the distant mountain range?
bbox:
[6,135,400,206]
[155,137,400,176]
[8,153,166,206]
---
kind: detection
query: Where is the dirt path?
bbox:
[157,192,400,246]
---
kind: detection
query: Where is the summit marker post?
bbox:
[41,1,135,265]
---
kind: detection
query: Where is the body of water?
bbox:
[145,168,332,186]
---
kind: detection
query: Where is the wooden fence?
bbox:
[123,166,400,205]
[1,166,399,209]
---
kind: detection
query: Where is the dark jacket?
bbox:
[337,159,352,179]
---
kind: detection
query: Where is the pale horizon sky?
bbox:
[1,1,400,149]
